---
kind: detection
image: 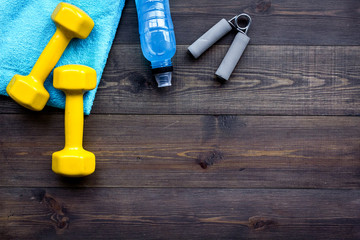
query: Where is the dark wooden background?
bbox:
[1,0,360,239]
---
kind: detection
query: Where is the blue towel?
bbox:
[0,0,125,114]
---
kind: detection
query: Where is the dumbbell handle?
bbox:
[64,92,84,149]
[30,28,71,82]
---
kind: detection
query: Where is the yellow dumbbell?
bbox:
[52,65,96,177]
[6,2,94,111]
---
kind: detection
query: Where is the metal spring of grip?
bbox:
[228,13,252,34]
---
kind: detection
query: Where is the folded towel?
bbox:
[0,0,125,114]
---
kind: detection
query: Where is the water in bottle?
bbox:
[135,0,176,87]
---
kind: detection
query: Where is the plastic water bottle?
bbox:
[135,0,176,87]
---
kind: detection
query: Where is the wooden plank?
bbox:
[1,187,359,239]
[116,0,360,45]
[92,45,360,115]
[2,45,359,115]
[1,114,359,188]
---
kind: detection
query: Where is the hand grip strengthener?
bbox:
[188,13,252,81]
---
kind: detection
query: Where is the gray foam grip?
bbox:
[188,19,232,59]
[215,32,250,81]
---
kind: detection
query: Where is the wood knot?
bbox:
[51,213,69,230]
[217,115,238,131]
[248,216,277,231]
[196,150,224,169]
[33,190,70,232]
[255,0,272,13]
[128,72,156,94]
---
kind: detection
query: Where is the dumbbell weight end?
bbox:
[6,29,71,111]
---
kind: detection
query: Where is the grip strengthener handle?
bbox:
[188,19,233,59]
[216,13,251,81]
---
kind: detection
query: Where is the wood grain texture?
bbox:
[1,45,359,115]
[87,45,360,115]
[116,0,360,45]
[1,114,359,188]
[1,188,359,239]
[1,0,359,239]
